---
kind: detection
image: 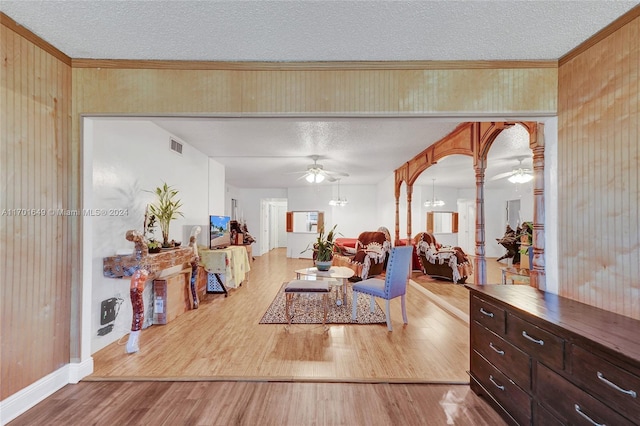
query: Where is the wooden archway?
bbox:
[394,121,546,290]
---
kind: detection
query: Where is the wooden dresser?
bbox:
[466,284,640,425]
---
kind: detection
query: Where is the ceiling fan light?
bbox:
[306,172,325,183]
[508,172,533,184]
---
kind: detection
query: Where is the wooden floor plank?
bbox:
[8,381,506,426]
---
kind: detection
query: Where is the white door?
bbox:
[458,199,476,255]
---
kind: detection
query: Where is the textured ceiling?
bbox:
[1,1,637,61]
[3,1,637,189]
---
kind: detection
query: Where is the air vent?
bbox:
[170,138,183,154]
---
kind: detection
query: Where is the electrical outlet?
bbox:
[100,298,117,325]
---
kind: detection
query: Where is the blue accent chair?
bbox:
[351,245,413,331]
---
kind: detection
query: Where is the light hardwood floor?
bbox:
[89,248,483,382]
[10,249,510,425]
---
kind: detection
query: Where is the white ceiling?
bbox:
[3,1,637,189]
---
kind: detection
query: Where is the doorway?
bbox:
[260,199,287,254]
[458,199,476,255]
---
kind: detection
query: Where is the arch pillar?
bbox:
[474,159,487,284]
[406,184,413,241]
[530,123,546,290]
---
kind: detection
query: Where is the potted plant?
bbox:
[148,182,184,248]
[518,221,534,267]
[147,240,162,254]
[302,224,338,271]
[144,213,161,253]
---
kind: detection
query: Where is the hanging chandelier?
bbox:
[424,179,445,208]
[329,179,348,206]
[508,169,534,184]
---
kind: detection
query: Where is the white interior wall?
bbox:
[208,158,225,216]
[88,119,209,354]
[376,173,397,237]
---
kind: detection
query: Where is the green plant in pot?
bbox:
[518,221,534,266]
[144,213,162,253]
[147,240,162,253]
[148,182,183,248]
[302,224,338,271]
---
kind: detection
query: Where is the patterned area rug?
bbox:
[259,282,387,324]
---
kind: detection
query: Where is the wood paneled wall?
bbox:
[558,15,640,320]
[71,67,557,115]
[1,23,73,399]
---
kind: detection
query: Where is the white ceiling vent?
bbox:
[170,138,183,155]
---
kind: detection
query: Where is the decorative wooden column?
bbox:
[474,160,487,284]
[406,183,413,241]
[530,123,546,290]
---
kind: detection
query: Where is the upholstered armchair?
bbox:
[414,232,473,284]
[332,230,392,281]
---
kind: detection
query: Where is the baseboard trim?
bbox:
[408,280,470,324]
[0,358,93,425]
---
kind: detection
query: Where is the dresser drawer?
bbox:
[470,296,506,335]
[506,313,564,371]
[471,321,531,390]
[533,403,563,426]
[471,351,531,426]
[536,363,635,426]
[571,344,640,421]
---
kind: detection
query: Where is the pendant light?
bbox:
[424,179,445,208]
[329,179,348,206]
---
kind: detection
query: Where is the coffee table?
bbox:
[501,266,530,285]
[295,266,355,306]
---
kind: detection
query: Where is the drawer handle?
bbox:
[479,307,494,318]
[521,330,544,346]
[574,404,605,426]
[489,375,505,391]
[597,371,637,398]
[489,342,505,355]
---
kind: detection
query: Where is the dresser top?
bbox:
[466,284,640,366]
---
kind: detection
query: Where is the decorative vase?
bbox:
[316,260,332,271]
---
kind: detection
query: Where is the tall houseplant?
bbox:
[302,224,338,271]
[148,182,183,247]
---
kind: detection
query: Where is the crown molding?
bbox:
[0,12,71,66]
[560,5,640,66]
[70,58,557,71]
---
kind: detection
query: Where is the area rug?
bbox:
[259,282,387,324]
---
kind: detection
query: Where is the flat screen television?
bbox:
[210,215,231,249]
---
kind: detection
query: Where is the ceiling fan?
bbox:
[490,157,533,184]
[287,155,349,183]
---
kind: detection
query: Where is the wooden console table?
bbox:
[103,247,195,280]
[467,284,640,425]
